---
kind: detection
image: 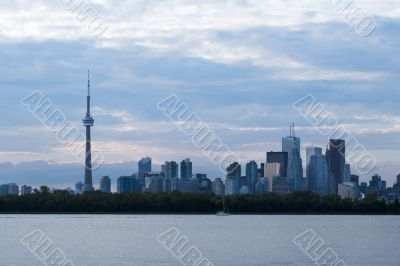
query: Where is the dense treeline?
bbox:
[0,187,399,214]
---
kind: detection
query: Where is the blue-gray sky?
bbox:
[0,0,399,188]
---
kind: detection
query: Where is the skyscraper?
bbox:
[282,124,304,191]
[226,162,241,195]
[306,147,329,195]
[344,164,351,183]
[138,157,152,178]
[100,176,111,193]
[138,157,152,189]
[266,163,282,192]
[326,139,346,194]
[162,161,179,179]
[180,158,193,180]
[82,70,94,192]
[265,152,288,177]
[246,161,258,193]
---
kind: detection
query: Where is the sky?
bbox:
[0,0,399,188]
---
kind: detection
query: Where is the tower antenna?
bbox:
[87,69,90,97]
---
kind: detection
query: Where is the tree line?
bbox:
[0,187,399,214]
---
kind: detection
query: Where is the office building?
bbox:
[265,152,288,177]
[117,175,140,193]
[162,161,179,179]
[258,163,265,179]
[282,124,304,191]
[138,157,152,185]
[117,176,133,193]
[100,176,111,193]
[306,147,329,195]
[266,163,281,192]
[326,139,346,194]
[246,161,258,194]
[226,162,241,195]
[351,175,360,186]
[368,174,386,197]
[344,164,351,183]
[180,158,193,180]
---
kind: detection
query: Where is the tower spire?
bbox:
[87,69,90,97]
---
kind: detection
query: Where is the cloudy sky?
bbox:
[0,0,399,188]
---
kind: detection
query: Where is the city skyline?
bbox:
[0,1,399,188]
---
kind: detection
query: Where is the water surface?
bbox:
[0,215,398,265]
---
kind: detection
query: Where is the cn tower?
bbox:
[83,70,94,192]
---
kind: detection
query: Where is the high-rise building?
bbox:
[246,161,258,194]
[344,164,351,183]
[117,175,140,193]
[138,157,151,190]
[138,157,152,178]
[20,185,32,196]
[226,162,241,195]
[100,176,111,193]
[351,175,360,186]
[397,173,400,185]
[368,174,386,197]
[306,147,329,195]
[117,176,132,193]
[266,163,281,192]
[82,71,95,192]
[326,139,346,194]
[162,161,179,179]
[282,124,304,191]
[258,163,265,179]
[180,158,193,180]
[265,152,288,177]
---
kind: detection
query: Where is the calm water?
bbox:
[0,215,398,266]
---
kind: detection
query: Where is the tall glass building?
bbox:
[246,161,258,194]
[306,147,329,195]
[180,158,193,180]
[282,126,304,191]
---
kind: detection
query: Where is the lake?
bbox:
[0,215,398,265]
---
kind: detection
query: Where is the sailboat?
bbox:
[216,197,231,216]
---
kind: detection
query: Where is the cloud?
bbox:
[0,1,399,186]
